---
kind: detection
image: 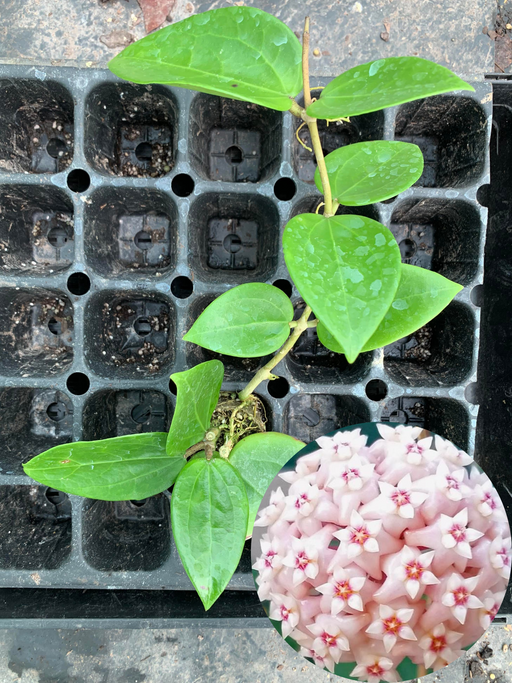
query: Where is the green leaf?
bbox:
[23,433,184,501]
[171,456,248,610]
[108,6,302,112]
[183,283,294,358]
[230,432,305,536]
[361,263,463,352]
[306,56,474,119]
[167,360,224,457]
[283,213,401,363]
[314,141,424,206]
[317,264,463,354]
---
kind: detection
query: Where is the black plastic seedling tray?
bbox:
[0,63,506,627]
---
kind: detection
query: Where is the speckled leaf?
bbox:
[230,432,305,536]
[314,141,424,206]
[166,360,224,457]
[307,57,474,119]
[283,213,401,363]
[171,456,248,610]
[23,433,184,501]
[108,6,302,111]
[317,264,463,354]
[183,283,294,358]
[361,263,463,352]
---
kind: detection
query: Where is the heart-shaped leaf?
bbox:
[314,141,424,206]
[167,360,224,457]
[109,6,302,112]
[283,213,401,363]
[307,57,474,119]
[183,283,294,358]
[171,455,248,610]
[318,264,463,353]
[23,433,185,501]
[229,432,305,536]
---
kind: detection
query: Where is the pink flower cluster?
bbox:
[253,425,511,681]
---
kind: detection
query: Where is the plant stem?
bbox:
[302,17,312,109]
[308,119,333,216]
[238,305,312,401]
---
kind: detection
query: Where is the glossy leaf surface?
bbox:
[109,6,303,111]
[230,432,305,536]
[314,141,424,206]
[318,264,463,353]
[23,433,184,501]
[307,56,474,119]
[183,283,294,358]
[283,213,401,363]
[171,456,248,610]
[166,360,224,457]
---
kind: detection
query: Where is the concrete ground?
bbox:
[0,0,510,681]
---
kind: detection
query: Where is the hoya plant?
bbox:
[23,7,471,610]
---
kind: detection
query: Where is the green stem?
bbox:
[308,119,333,216]
[238,305,312,401]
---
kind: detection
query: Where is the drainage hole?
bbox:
[47,226,68,248]
[274,177,297,201]
[46,401,67,422]
[134,316,152,337]
[45,488,67,505]
[169,379,177,395]
[46,138,67,159]
[67,372,90,396]
[171,276,193,299]
[470,284,483,307]
[134,230,152,250]
[272,279,293,298]
[171,173,195,197]
[223,234,242,253]
[225,145,243,165]
[129,499,148,507]
[67,169,90,193]
[135,142,153,161]
[365,379,387,401]
[48,317,62,335]
[399,238,417,259]
[67,272,91,295]
[268,376,290,399]
[131,403,152,424]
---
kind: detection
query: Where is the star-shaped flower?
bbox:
[334,510,381,559]
[441,573,484,624]
[325,455,375,492]
[316,567,366,614]
[316,428,367,461]
[252,534,284,582]
[361,474,428,519]
[306,615,351,663]
[435,461,469,502]
[279,451,321,485]
[253,487,286,528]
[366,604,417,652]
[478,590,503,630]
[473,481,506,520]
[490,534,512,579]
[282,536,320,585]
[439,508,484,558]
[394,546,439,599]
[435,434,473,466]
[282,480,320,521]
[269,593,300,639]
[351,655,398,683]
[418,623,463,670]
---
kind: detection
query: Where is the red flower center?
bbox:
[367,663,385,677]
[391,489,410,506]
[483,492,497,509]
[295,551,310,571]
[497,547,511,566]
[383,615,402,634]
[264,550,277,567]
[449,524,466,542]
[405,560,423,580]
[453,587,469,606]
[406,443,423,455]
[334,580,353,600]
[322,632,337,648]
[294,493,309,509]
[280,605,290,621]
[430,635,447,653]
[341,468,360,483]
[445,476,460,490]
[350,526,370,545]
